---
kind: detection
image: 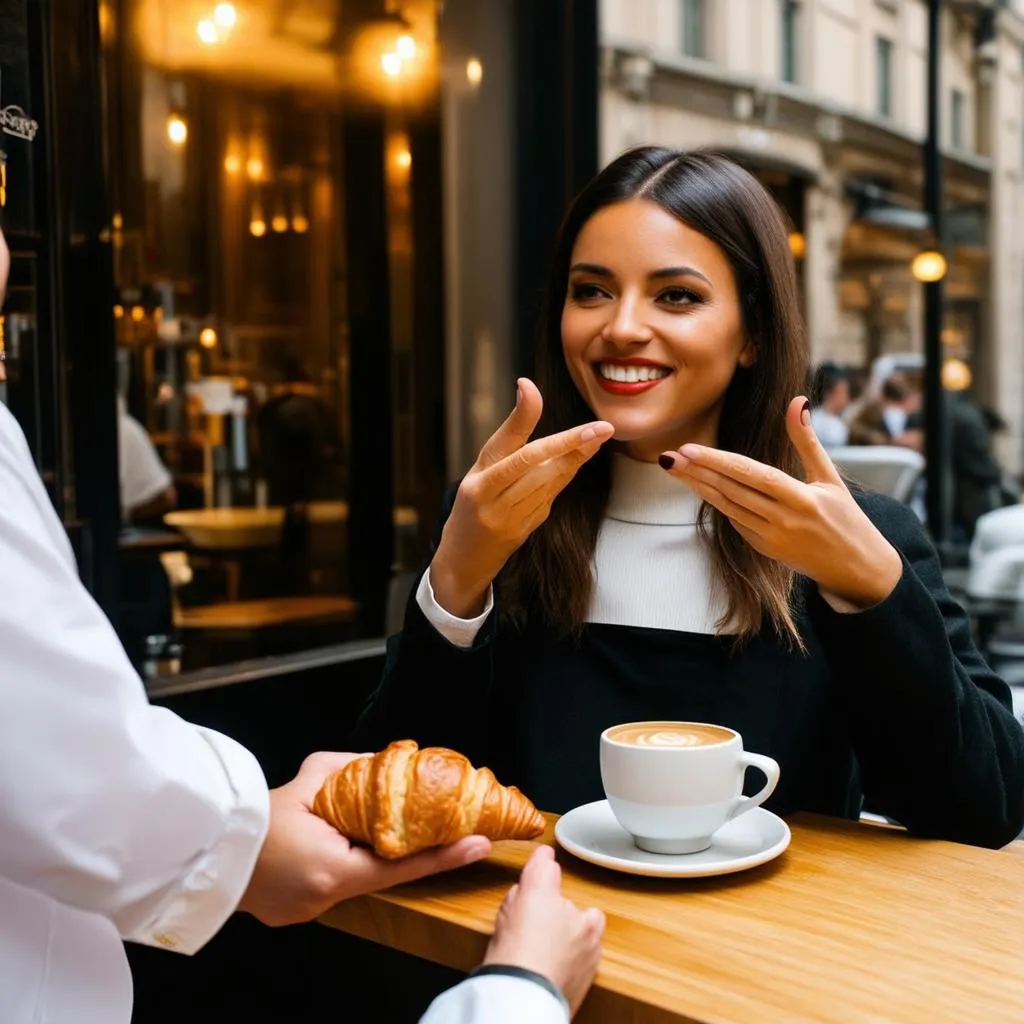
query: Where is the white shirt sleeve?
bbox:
[0,405,269,955]
[415,567,494,649]
[419,975,568,1024]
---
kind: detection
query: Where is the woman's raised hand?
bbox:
[430,379,614,618]
[660,395,903,612]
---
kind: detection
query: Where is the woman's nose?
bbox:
[601,296,652,347]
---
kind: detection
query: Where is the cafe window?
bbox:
[680,0,705,60]
[780,0,799,85]
[951,88,965,151]
[875,36,893,118]
[101,0,445,673]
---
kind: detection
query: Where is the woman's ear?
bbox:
[738,337,757,369]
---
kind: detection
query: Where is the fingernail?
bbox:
[800,400,810,427]
[580,426,597,442]
[680,444,700,460]
[515,381,522,407]
[658,454,675,471]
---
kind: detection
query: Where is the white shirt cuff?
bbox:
[125,727,270,955]
[419,975,568,1024]
[416,568,494,649]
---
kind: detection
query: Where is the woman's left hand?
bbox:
[659,396,904,612]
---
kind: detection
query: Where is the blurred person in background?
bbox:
[809,362,850,450]
[117,393,177,524]
[848,373,912,447]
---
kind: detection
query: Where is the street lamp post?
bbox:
[923,0,951,553]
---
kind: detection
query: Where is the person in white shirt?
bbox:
[117,392,177,520]
[808,363,850,451]
[0,230,603,1024]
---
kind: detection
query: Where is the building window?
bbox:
[876,37,893,118]
[951,88,965,150]
[681,0,705,59]
[781,0,799,84]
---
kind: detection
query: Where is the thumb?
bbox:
[287,751,371,805]
[476,378,544,469]
[787,396,843,486]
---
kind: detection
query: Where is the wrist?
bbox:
[429,556,492,619]
[819,543,903,612]
[469,964,569,1015]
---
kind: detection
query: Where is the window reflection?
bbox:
[106,0,439,673]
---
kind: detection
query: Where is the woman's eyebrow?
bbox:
[649,266,712,285]
[569,262,612,276]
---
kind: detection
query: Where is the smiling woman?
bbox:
[355,146,1024,852]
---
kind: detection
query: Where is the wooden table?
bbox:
[321,813,1024,1023]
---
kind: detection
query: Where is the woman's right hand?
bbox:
[484,846,606,1016]
[429,378,613,618]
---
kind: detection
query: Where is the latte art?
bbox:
[608,722,732,748]
[636,730,703,747]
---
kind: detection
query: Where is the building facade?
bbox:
[599,0,1024,472]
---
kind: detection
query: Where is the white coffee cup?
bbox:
[599,721,780,855]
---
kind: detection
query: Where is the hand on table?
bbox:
[238,752,491,927]
[660,395,904,612]
[430,378,614,617]
[484,846,606,1016]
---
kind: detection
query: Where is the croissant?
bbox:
[313,740,546,859]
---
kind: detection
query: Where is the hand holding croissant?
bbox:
[313,740,546,859]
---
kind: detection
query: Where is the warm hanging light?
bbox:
[197,18,219,45]
[395,148,412,170]
[942,358,971,391]
[130,306,146,322]
[246,156,264,181]
[199,327,218,349]
[788,232,806,259]
[291,214,309,234]
[167,114,188,146]
[113,304,125,320]
[396,33,416,59]
[381,51,402,76]
[466,58,483,86]
[224,153,241,175]
[911,249,947,283]
[272,213,289,233]
[213,3,237,29]
[250,199,267,237]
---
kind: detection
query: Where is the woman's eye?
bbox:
[658,287,702,308]
[569,283,609,302]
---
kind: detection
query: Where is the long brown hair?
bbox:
[498,147,810,646]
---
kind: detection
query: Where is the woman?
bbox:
[352,148,1024,849]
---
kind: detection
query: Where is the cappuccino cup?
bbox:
[600,721,780,855]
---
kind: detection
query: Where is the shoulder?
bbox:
[852,489,935,566]
[853,489,922,537]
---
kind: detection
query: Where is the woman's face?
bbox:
[561,199,754,462]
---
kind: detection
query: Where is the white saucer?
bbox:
[554,800,791,878]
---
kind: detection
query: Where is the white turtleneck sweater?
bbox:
[417,454,729,646]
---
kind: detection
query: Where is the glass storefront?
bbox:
[1,0,598,679]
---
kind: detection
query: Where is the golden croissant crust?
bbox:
[312,740,546,859]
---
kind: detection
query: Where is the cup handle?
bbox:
[727,752,780,823]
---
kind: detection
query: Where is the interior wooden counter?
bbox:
[320,812,1024,1023]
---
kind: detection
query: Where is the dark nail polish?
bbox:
[658,454,675,470]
